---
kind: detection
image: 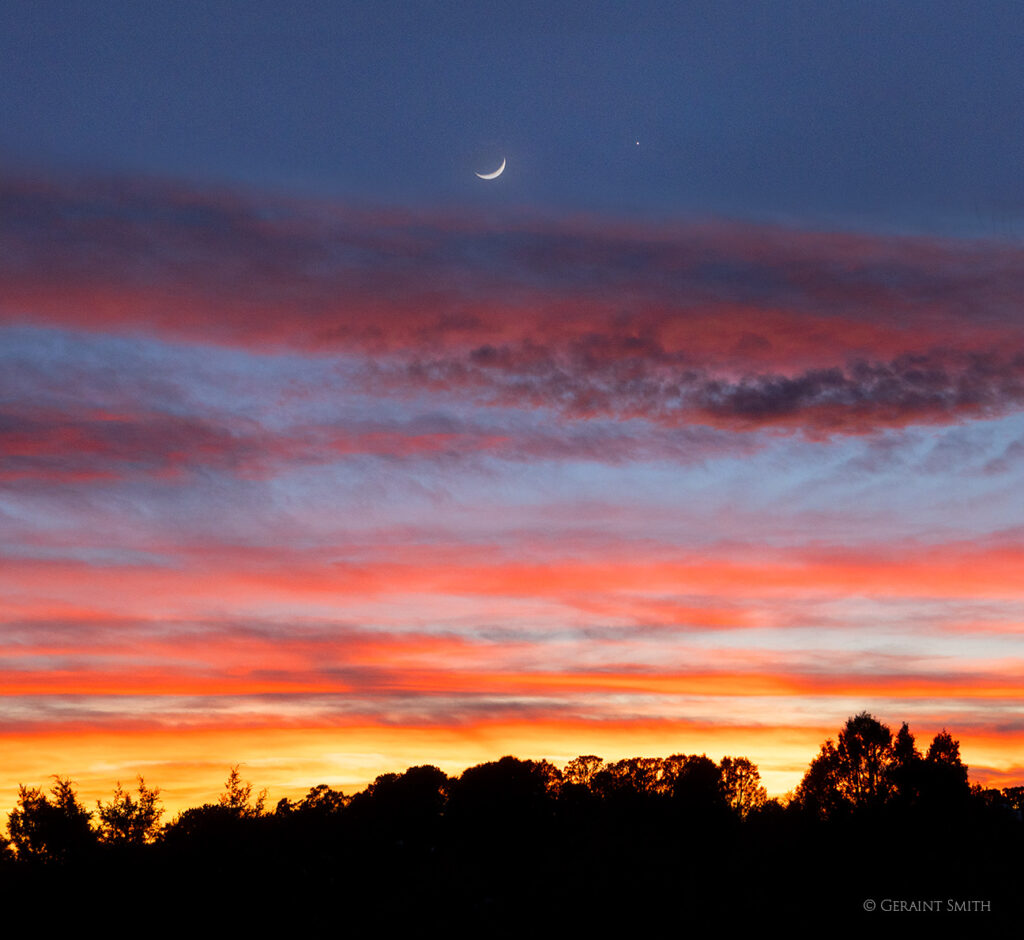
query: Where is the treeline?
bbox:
[2,713,1022,925]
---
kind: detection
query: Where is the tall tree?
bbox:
[563,755,604,788]
[795,713,895,816]
[887,722,924,805]
[719,757,767,818]
[7,777,95,864]
[794,739,844,818]
[834,712,893,807]
[926,729,965,771]
[892,722,921,767]
[922,729,970,805]
[672,754,726,810]
[96,777,164,845]
[218,766,266,818]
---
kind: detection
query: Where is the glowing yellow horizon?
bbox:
[3,719,1020,822]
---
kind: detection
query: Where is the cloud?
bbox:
[4,173,1024,435]
[0,404,265,483]
[688,353,1024,433]
[392,348,1024,435]
[0,394,763,487]
[5,172,1024,808]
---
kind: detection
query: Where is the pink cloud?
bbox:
[4,173,1024,434]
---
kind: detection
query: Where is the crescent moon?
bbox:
[475,158,506,180]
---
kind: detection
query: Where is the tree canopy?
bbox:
[7,777,95,864]
[95,777,164,845]
[794,713,972,818]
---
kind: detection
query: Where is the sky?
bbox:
[2,1,1024,813]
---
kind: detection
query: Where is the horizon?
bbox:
[4,709,1003,824]
[0,712,1004,821]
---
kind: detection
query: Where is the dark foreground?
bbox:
[3,774,1021,929]
[4,714,1022,928]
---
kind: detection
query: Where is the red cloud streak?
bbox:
[4,175,1024,434]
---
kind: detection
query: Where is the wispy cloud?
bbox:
[4,174,1024,435]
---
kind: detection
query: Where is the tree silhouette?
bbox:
[926,729,964,768]
[218,766,267,818]
[563,755,604,788]
[7,777,95,864]
[4,721,1017,927]
[277,783,349,817]
[835,712,893,807]
[671,754,726,811]
[921,729,970,807]
[720,756,768,818]
[892,722,920,766]
[795,713,896,816]
[96,776,164,845]
[794,738,845,818]
[160,766,268,854]
[449,756,559,827]
[887,722,923,806]
[592,757,666,801]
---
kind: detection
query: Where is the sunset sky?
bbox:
[3,2,1024,814]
